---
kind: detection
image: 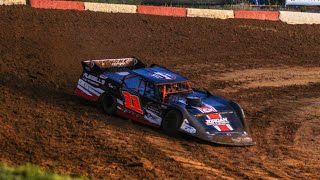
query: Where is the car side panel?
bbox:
[75,72,107,102]
[115,90,162,128]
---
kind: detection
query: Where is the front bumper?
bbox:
[207,135,256,146]
[198,131,256,146]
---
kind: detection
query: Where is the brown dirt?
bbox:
[1,5,320,179]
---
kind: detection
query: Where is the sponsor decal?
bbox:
[77,79,104,96]
[76,79,105,102]
[206,117,229,125]
[144,110,162,125]
[180,119,196,134]
[206,113,233,132]
[84,79,99,86]
[193,103,233,132]
[195,104,217,113]
[99,74,108,79]
[116,72,130,76]
[83,73,105,84]
[145,103,161,114]
[108,83,114,89]
[116,98,124,105]
[161,105,168,109]
[150,72,176,80]
[201,106,215,113]
[111,59,136,67]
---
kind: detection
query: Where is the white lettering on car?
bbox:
[205,117,230,125]
[180,119,196,134]
[150,72,176,80]
[83,73,105,84]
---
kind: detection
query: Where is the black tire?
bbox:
[162,110,183,135]
[102,93,117,115]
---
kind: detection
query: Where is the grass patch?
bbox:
[0,163,87,180]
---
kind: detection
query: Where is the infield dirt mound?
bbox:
[0,5,319,179]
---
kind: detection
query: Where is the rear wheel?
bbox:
[102,93,117,115]
[162,110,183,135]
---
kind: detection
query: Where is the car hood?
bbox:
[167,92,246,134]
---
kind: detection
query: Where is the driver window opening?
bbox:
[123,76,145,96]
[158,82,192,102]
[137,79,145,95]
[145,82,156,99]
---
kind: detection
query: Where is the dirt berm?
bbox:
[0,5,319,179]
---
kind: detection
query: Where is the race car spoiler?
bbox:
[82,57,146,73]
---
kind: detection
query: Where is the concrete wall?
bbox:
[187,8,234,19]
[3,0,320,25]
[30,0,84,11]
[0,0,26,5]
[280,11,320,24]
[234,10,279,21]
[85,3,137,13]
[137,5,186,17]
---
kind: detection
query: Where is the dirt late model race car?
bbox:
[75,57,255,146]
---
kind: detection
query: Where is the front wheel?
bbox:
[162,110,183,135]
[102,93,117,115]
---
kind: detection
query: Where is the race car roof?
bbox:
[132,66,188,84]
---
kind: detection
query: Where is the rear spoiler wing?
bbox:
[81,57,146,74]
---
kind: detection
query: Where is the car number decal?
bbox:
[122,91,143,114]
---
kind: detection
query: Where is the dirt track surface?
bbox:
[1,6,320,179]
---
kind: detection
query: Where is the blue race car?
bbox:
[75,57,255,146]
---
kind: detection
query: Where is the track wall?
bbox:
[2,0,320,24]
[0,0,26,5]
[187,8,234,19]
